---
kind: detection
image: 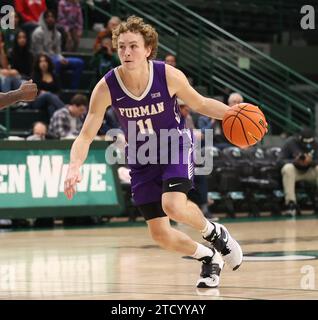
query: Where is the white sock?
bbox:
[191,243,214,260]
[200,219,215,238]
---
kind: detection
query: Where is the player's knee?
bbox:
[281,163,295,176]
[162,200,185,221]
[150,228,172,247]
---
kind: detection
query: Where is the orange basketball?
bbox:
[222,103,267,148]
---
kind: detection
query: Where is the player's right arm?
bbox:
[64,78,111,200]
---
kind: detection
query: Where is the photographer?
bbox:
[280,127,318,216]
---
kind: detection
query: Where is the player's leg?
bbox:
[130,166,224,286]
[161,186,206,230]
[162,139,243,270]
[141,202,223,288]
[161,180,243,270]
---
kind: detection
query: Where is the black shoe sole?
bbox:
[197,282,218,289]
[233,263,241,271]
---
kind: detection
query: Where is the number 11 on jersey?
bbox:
[136,118,154,134]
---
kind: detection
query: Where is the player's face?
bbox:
[117,31,151,69]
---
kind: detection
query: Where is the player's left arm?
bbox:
[166,64,229,120]
[0,80,38,109]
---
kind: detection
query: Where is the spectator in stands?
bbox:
[217,91,243,147]
[178,98,204,153]
[32,53,61,94]
[90,36,120,86]
[197,114,214,132]
[0,31,21,93]
[31,10,84,89]
[1,11,25,51]
[280,127,318,216]
[164,53,177,67]
[228,92,243,107]
[48,93,87,139]
[14,0,47,36]
[99,107,121,138]
[0,31,9,68]
[197,112,221,146]
[44,0,67,50]
[27,121,47,140]
[57,0,83,52]
[8,30,33,80]
[164,53,194,85]
[217,92,243,147]
[178,99,193,127]
[93,16,121,53]
[31,53,65,118]
[197,93,243,149]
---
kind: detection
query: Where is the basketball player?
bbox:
[64,16,242,288]
[0,80,38,109]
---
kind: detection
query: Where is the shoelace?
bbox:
[205,228,231,255]
[201,263,221,278]
[211,263,221,276]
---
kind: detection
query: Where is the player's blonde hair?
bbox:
[112,15,158,60]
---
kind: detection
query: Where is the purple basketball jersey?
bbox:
[104,60,194,205]
[105,60,189,145]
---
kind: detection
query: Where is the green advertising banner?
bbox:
[0,141,124,218]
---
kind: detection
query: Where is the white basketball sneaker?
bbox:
[196,249,224,288]
[203,222,243,271]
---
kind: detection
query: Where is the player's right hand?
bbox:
[19,80,38,101]
[64,165,82,200]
